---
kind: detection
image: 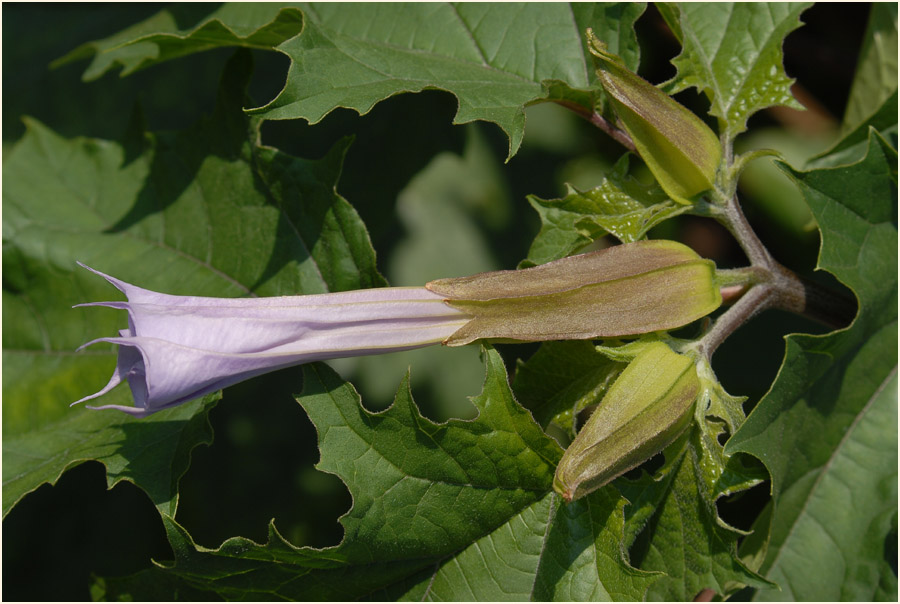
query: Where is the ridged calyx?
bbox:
[553,341,700,502]
[588,29,722,205]
[427,240,721,346]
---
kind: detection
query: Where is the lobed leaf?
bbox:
[59,3,646,160]
[659,3,811,142]
[623,429,773,600]
[253,3,646,159]
[2,50,383,518]
[54,4,305,80]
[144,348,663,600]
[727,132,898,600]
[524,156,688,266]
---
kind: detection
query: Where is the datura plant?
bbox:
[5,4,894,602]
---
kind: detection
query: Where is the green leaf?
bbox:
[2,50,383,518]
[2,393,215,519]
[302,349,561,561]
[727,132,898,601]
[842,3,898,135]
[525,156,689,266]
[512,341,624,434]
[808,92,898,170]
[623,429,773,600]
[661,3,811,142]
[531,490,658,601]
[393,490,657,601]
[54,4,304,80]
[90,567,220,601]
[58,3,647,159]
[142,349,657,599]
[252,3,644,159]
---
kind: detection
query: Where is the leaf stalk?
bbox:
[551,100,637,154]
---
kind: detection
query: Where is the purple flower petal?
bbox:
[73,264,469,417]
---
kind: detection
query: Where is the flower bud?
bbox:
[553,341,699,502]
[588,30,722,205]
[426,240,721,346]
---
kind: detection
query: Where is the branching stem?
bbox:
[696,194,856,359]
[554,102,857,359]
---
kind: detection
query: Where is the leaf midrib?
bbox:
[763,364,898,591]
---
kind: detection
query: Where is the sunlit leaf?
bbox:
[659,3,811,142]
[524,156,688,266]
[728,132,898,601]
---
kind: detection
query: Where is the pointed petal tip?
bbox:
[84,403,152,418]
[75,261,130,294]
[75,337,114,353]
[73,301,129,310]
[75,261,103,277]
[71,390,101,407]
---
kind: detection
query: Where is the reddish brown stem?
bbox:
[551,100,637,153]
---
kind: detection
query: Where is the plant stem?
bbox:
[696,194,856,359]
[697,284,775,359]
[556,100,857,356]
[551,100,637,153]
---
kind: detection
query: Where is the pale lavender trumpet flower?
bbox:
[73,264,470,418]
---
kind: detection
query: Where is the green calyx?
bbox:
[426,240,722,346]
[553,341,700,502]
[588,29,722,205]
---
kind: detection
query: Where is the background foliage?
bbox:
[2,3,896,601]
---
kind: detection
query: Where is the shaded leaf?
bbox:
[2,50,382,518]
[660,3,811,142]
[727,133,898,601]
[842,3,898,135]
[58,3,648,159]
[512,340,623,435]
[90,567,221,601]
[624,429,773,600]
[808,92,898,170]
[2,391,215,519]
[252,3,644,159]
[54,4,304,80]
[524,156,688,266]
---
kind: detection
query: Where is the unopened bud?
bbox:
[553,341,699,502]
[426,240,721,346]
[588,29,722,205]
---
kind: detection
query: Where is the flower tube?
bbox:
[73,264,470,417]
[75,240,722,418]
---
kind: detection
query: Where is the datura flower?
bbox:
[74,240,721,417]
[73,264,470,418]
